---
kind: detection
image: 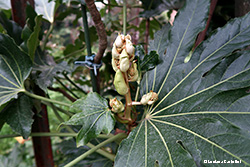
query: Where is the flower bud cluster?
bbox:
[140,91,158,105]
[109,98,124,113]
[112,34,138,83]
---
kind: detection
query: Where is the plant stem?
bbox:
[64,133,127,167]
[135,81,141,102]
[42,23,54,51]
[123,0,127,35]
[48,87,77,102]
[24,90,71,107]
[42,101,74,116]
[124,72,132,121]
[55,77,79,99]
[63,72,87,94]
[50,102,75,133]
[86,143,115,161]
[0,133,113,139]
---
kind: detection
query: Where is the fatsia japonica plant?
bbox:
[1,0,250,166]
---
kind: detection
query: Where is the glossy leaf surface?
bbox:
[64,93,115,147]
[0,34,32,106]
[115,0,250,166]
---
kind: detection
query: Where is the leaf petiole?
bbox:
[23,90,71,107]
[64,133,127,167]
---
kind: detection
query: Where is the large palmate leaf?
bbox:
[0,34,32,106]
[0,95,33,138]
[64,93,115,147]
[115,0,250,166]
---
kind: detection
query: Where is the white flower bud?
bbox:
[109,98,124,113]
[112,44,120,59]
[120,57,130,72]
[125,34,131,41]
[125,39,135,56]
[111,58,118,72]
[140,91,158,105]
[119,49,130,72]
[114,34,125,48]
[140,92,152,105]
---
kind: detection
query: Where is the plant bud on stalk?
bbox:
[140,91,158,105]
[112,44,120,59]
[119,49,130,72]
[111,58,118,72]
[109,98,124,113]
[114,70,128,95]
[125,38,135,56]
[128,62,138,82]
[114,34,125,48]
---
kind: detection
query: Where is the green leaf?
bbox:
[139,0,185,18]
[56,139,113,167]
[0,11,23,45]
[35,0,56,23]
[27,15,42,61]
[116,0,250,166]
[0,34,32,106]
[64,93,115,147]
[33,50,71,92]
[140,51,160,72]
[0,95,33,139]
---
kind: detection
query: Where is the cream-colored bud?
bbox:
[115,34,125,48]
[112,44,120,59]
[109,98,124,113]
[120,57,130,72]
[125,34,131,41]
[125,39,135,56]
[140,92,152,105]
[114,70,128,95]
[120,49,129,59]
[119,49,130,72]
[111,58,118,72]
[128,62,138,82]
[140,91,158,105]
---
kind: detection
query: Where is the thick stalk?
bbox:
[123,72,132,121]
[24,90,71,107]
[123,0,127,35]
[64,133,127,167]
